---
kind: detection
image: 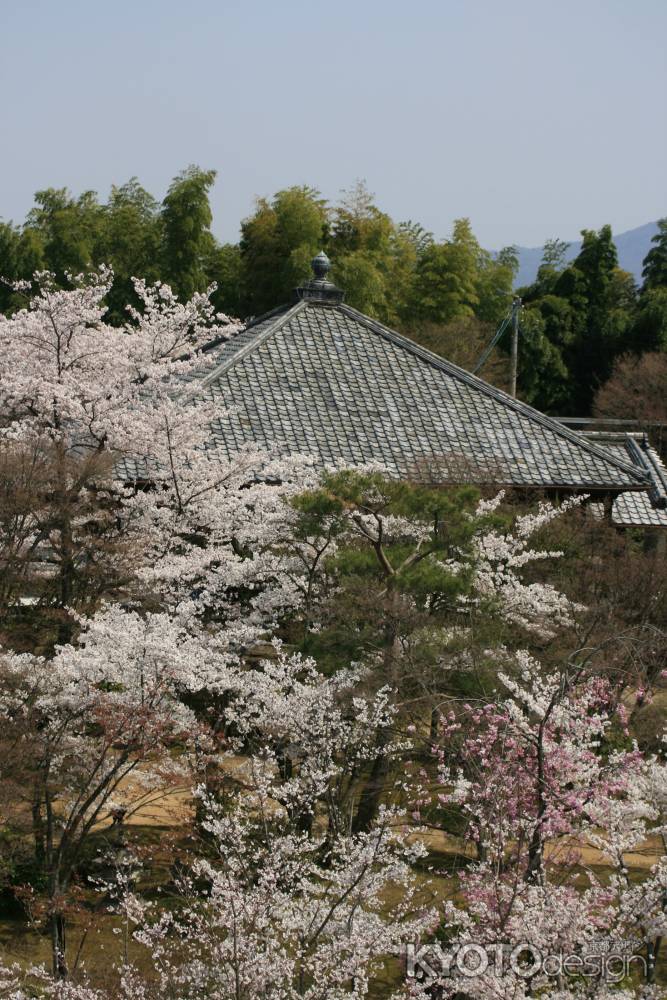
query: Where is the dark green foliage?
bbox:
[0,221,24,314]
[205,242,243,318]
[412,240,477,325]
[161,166,217,302]
[286,472,483,670]
[642,218,667,291]
[564,226,623,409]
[632,286,667,353]
[513,226,642,413]
[327,182,415,324]
[408,221,515,330]
[1,173,661,418]
[0,167,234,323]
[239,185,328,316]
[98,178,162,323]
[510,303,572,412]
[632,220,667,353]
[25,187,104,283]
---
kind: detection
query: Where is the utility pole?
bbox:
[509,296,521,398]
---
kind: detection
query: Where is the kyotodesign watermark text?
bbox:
[405,941,646,985]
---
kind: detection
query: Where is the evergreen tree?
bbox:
[530,238,571,297]
[332,250,388,316]
[100,178,162,322]
[206,242,243,318]
[511,239,576,410]
[0,222,44,314]
[410,218,479,325]
[541,237,570,271]
[0,221,22,313]
[239,185,328,316]
[161,166,217,301]
[411,243,470,324]
[508,294,573,412]
[329,181,396,258]
[24,187,104,282]
[396,219,434,258]
[573,225,618,323]
[476,244,517,325]
[632,286,667,353]
[16,227,45,283]
[632,219,667,353]
[0,173,653,407]
[641,218,667,290]
[409,219,514,329]
[328,181,416,323]
[509,230,638,413]
[562,225,631,411]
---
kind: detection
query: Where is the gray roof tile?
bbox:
[580,433,667,527]
[180,299,650,492]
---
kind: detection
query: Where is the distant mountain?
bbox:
[513,221,660,288]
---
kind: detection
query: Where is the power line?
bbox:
[471,312,512,375]
[472,298,522,397]
[509,296,521,398]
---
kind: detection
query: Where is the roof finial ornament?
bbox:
[295,249,344,304]
[311,250,331,280]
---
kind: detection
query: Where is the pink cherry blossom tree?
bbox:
[425,651,667,998]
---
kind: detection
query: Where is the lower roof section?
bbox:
[579,432,667,528]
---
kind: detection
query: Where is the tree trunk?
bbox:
[351,729,390,833]
[429,707,439,743]
[352,582,402,833]
[32,789,46,867]
[525,728,546,885]
[57,512,75,644]
[51,909,68,978]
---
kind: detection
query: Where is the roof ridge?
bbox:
[628,438,667,506]
[192,305,293,359]
[336,303,650,488]
[243,302,293,331]
[182,300,307,400]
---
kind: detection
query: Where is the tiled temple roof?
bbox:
[579,432,667,527]
[178,256,648,493]
[117,254,657,507]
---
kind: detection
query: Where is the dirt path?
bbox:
[416,827,665,870]
[104,756,666,873]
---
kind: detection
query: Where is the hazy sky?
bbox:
[1,0,665,249]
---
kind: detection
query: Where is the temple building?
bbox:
[175,252,666,524]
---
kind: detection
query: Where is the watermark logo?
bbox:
[405,940,646,985]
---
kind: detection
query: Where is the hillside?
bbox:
[514,220,660,287]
